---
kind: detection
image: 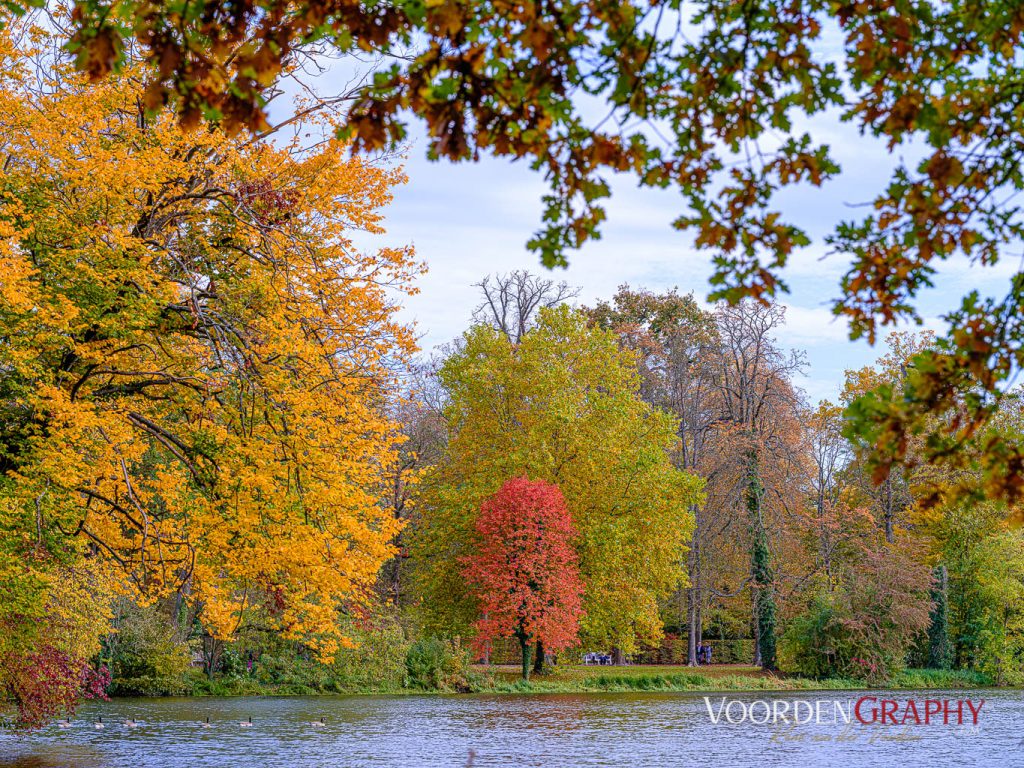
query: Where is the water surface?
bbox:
[1,689,1018,767]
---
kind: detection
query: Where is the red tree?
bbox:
[463,477,585,680]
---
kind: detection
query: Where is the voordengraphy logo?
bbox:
[703,697,986,726]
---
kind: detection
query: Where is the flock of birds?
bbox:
[55,716,327,729]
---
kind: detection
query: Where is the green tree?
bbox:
[586,286,721,666]
[975,531,1024,685]
[750,476,777,671]
[413,305,702,656]
[926,565,953,671]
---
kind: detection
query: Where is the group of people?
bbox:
[583,652,617,665]
[696,643,713,665]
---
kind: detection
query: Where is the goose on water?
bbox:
[239,716,253,728]
[94,717,104,730]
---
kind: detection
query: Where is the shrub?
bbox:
[405,637,469,691]
[106,603,190,696]
[783,593,855,679]
[784,545,932,683]
[329,617,410,691]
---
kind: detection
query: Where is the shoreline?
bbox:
[111,665,996,699]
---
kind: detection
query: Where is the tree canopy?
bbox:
[413,305,702,654]
[463,477,585,680]
[0,22,420,685]
[7,1,1022,508]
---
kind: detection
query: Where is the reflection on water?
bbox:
[0,690,1018,767]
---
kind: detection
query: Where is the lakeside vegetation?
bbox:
[118,663,994,699]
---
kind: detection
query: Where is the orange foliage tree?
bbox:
[0,21,420,696]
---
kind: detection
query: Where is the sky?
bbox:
[298,59,1016,407]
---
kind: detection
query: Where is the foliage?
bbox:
[7,3,1024,514]
[0,24,419,676]
[784,544,932,683]
[413,305,701,654]
[926,566,953,671]
[1,647,110,729]
[404,638,469,692]
[462,478,585,680]
[783,593,856,680]
[105,602,191,696]
[913,497,1007,668]
[0,566,114,728]
[974,531,1024,685]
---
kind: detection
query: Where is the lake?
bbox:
[1,690,1020,767]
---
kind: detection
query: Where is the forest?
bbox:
[3,8,1024,730]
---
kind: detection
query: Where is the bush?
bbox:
[405,637,469,691]
[252,651,333,694]
[105,602,191,696]
[329,618,410,691]
[783,593,855,679]
[783,546,932,683]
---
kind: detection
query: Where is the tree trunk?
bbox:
[481,613,491,665]
[752,527,777,671]
[533,640,545,674]
[686,526,701,666]
[687,588,698,666]
[747,454,776,671]
[883,476,895,543]
[927,565,952,670]
[696,600,703,649]
[519,635,532,681]
[751,590,762,667]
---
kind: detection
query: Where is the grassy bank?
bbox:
[469,664,992,694]
[170,664,993,697]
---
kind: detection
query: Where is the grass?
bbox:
[119,664,996,698]
[466,664,994,694]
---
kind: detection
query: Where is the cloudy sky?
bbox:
[302,68,1014,406]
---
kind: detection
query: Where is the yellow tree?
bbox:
[0,21,420,687]
[413,305,701,660]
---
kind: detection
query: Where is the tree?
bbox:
[709,301,805,668]
[463,477,584,681]
[473,271,580,344]
[592,294,807,669]
[0,565,114,728]
[801,402,873,587]
[975,531,1024,685]
[413,305,702,657]
[926,565,953,671]
[586,286,721,666]
[841,332,934,543]
[379,361,449,607]
[0,22,420,695]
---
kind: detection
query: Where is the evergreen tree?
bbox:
[927,565,953,670]
[748,468,777,671]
